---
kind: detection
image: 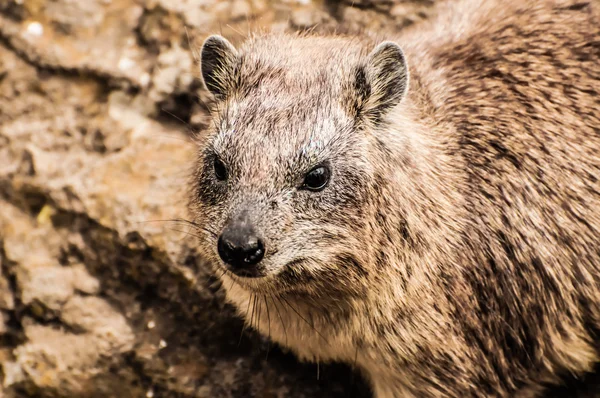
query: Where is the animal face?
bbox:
[190,34,409,300]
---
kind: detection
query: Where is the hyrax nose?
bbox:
[217,217,265,276]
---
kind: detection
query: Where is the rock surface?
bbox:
[1,0,598,397]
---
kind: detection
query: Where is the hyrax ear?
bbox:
[200,35,238,99]
[356,41,409,121]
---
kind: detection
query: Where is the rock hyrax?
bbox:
[189,0,600,396]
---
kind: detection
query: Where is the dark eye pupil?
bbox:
[214,158,227,181]
[303,166,330,191]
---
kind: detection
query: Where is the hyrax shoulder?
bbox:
[190,0,600,397]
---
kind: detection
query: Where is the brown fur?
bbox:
[189,0,600,396]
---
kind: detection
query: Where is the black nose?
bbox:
[217,226,265,276]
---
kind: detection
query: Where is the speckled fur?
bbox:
[189,0,600,396]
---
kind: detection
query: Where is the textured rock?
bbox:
[0,0,149,86]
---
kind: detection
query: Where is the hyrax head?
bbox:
[190,33,409,298]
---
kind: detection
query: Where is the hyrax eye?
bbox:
[213,157,227,181]
[302,165,330,191]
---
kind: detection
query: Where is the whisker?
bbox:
[197,227,219,238]
[137,218,205,228]
[256,293,262,333]
[211,114,221,133]
[227,271,237,293]
[226,23,246,38]
[272,296,288,347]
[352,343,359,385]
[244,6,251,38]
[161,107,193,131]
[193,93,212,113]
[250,294,258,332]
[215,267,228,281]
[147,134,193,143]
[206,275,223,292]
[317,359,320,381]
[264,296,272,361]
[185,26,199,63]
[138,218,199,227]
[239,293,253,346]
[254,294,261,331]
[166,228,204,241]
[141,218,219,239]
[280,296,329,344]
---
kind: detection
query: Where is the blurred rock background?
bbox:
[0,0,436,397]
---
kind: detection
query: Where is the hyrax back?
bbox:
[190,0,600,396]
